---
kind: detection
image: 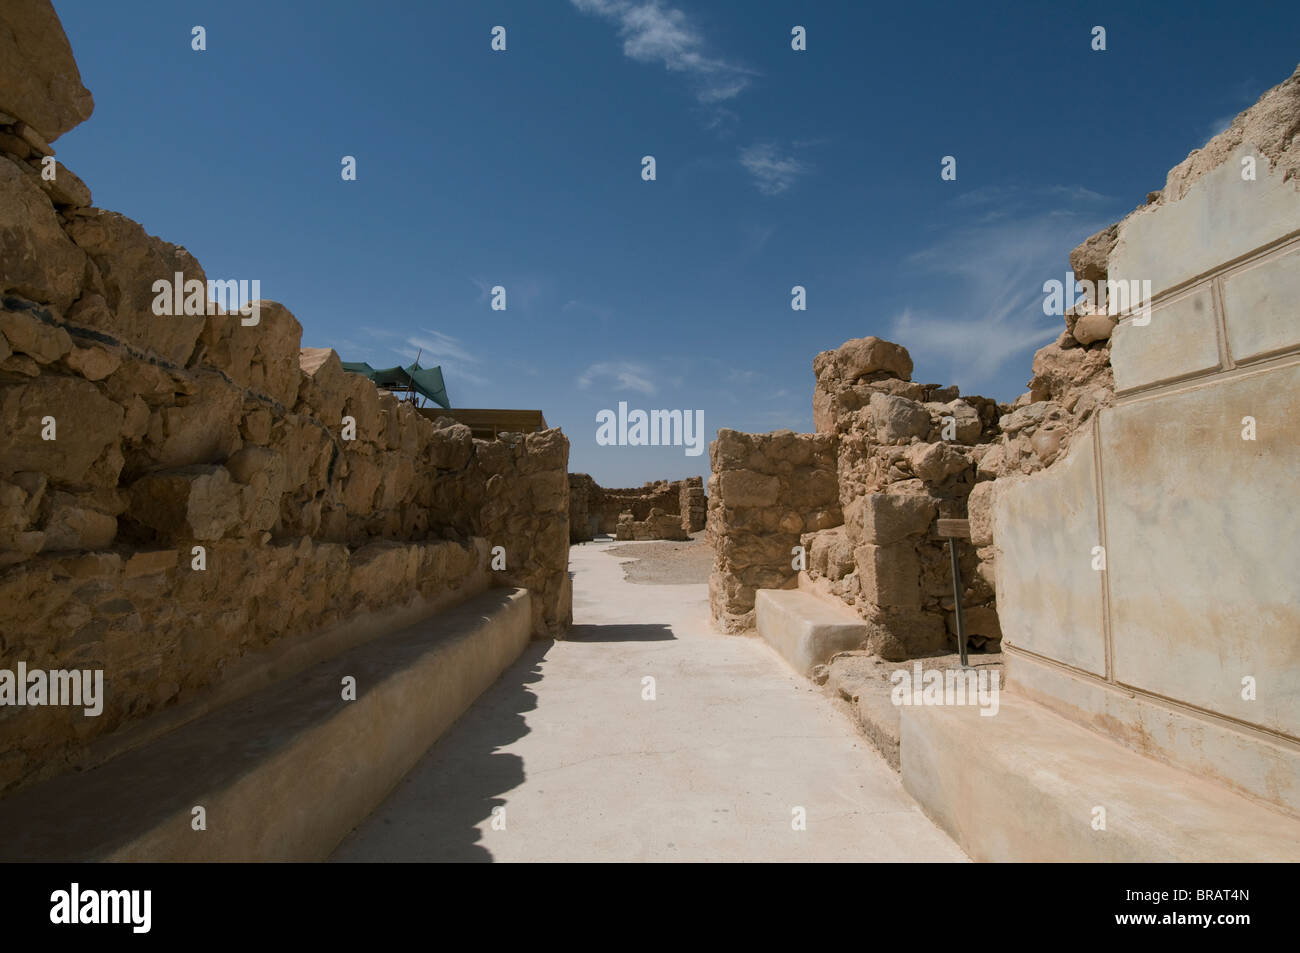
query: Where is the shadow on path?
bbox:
[565,623,675,643]
[332,641,549,863]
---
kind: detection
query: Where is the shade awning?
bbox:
[341,361,450,409]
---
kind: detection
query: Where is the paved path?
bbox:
[330,539,966,862]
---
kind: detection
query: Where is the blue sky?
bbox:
[51,0,1300,486]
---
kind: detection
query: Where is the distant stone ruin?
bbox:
[568,474,705,542]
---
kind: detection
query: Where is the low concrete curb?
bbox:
[755,588,867,675]
[901,690,1300,862]
[0,587,532,861]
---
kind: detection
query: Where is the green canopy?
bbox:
[341,360,450,409]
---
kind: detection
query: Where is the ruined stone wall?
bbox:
[985,63,1300,816]
[0,6,571,796]
[568,474,705,538]
[616,508,688,541]
[707,430,841,632]
[595,480,681,530]
[707,336,1004,653]
[567,472,597,542]
[678,476,706,532]
[805,338,1004,657]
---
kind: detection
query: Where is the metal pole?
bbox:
[949,537,969,667]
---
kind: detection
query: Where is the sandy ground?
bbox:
[599,532,713,585]
[329,538,965,862]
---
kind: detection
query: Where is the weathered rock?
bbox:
[226,446,286,533]
[1072,311,1118,346]
[63,343,121,381]
[128,465,245,541]
[0,375,123,483]
[815,336,913,382]
[64,209,207,365]
[0,0,94,143]
[870,392,931,444]
[0,302,72,363]
[0,159,87,310]
[40,492,117,551]
[198,300,302,407]
[855,542,921,609]
[847,490,936,546]
[904,442,970,484]
[967,480,996,547]
[717,469,781,508]
[1068,224,1119,287]
[813,338,915,432]
[37,160,91,208]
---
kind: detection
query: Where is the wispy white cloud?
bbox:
[571,0,755,106]
[739,143,808,195]
[887,193,1118,394]
[576,360,658,395]
[562,299,615,321]
[405,329,479,365]
[1201,113,1236,145]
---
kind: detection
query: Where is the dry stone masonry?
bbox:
[0,3,571,797]
[710,338,1003,657]
[707,429,841,632]
[568,473,705,542]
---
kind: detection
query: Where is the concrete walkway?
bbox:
[330,539,966,862]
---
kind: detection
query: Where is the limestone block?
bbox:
[991,426,1105,675]
[717,469,780,508]
[151,373,242,469]
[848,490,934,545]
[64,210,208,365]
[870,392,930,443]
[854,541,921,609]
[0,375,123,483]
[226,446,286,534]
[1110,143,1300,300]
[904,442,969,484]
[1101,363,1300,736]
[198,300,303,407]
[1111,285,1221,393]
[1221,244,1300,363]
[129,465,245,541]
[966,480,995,547]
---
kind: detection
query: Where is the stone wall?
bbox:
[616,508,688,541]
[568,472,597,542]
[806,338,1005,657]
[709,338,1005,658]
[0,2,571,797]
[707,429,841,632]
[987,62,1300,815]
[678,476,706,532]
[568,473,705,540]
